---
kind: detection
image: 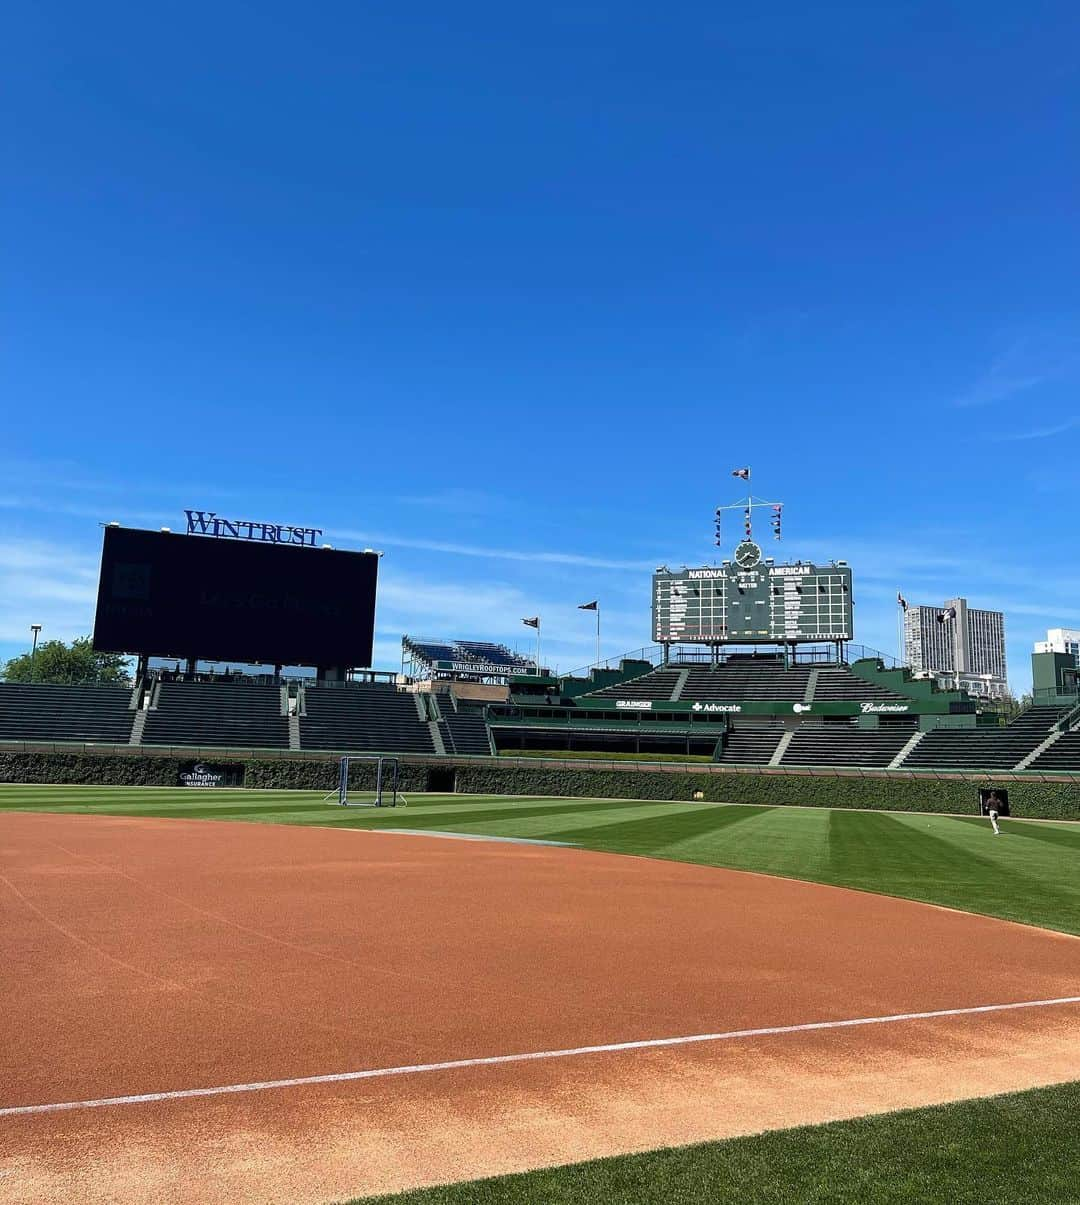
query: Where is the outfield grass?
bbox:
[351,1081,1080,1204]
[1,785,1078,934]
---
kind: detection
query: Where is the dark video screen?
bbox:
[92,527,378,667]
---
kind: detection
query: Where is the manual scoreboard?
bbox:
[652,541,852,645]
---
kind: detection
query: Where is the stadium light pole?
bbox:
[30,624,42,682]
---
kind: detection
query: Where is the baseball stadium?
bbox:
[1,512,1078,1205]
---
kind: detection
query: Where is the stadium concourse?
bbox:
[1,640,1079,772]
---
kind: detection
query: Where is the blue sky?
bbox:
[3,1,1078,691]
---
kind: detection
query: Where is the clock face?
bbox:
[734,540,762,568]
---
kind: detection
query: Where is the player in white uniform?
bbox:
[985,790,1003,835]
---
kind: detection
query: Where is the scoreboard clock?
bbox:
[652,558,853,645]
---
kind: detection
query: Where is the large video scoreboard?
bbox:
[652,541,852,645]
[92,526,378,668]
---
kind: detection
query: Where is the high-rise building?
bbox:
[1034,628,1080,663]
[903,597,1008,699]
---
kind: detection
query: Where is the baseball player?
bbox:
[985,790,1003,835]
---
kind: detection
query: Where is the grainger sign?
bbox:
[185,510,324,547]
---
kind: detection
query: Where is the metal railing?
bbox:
[563,641,908,681]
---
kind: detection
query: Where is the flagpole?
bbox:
[897,596,904,666]
[596,606,601,668]
[537,621,541,677]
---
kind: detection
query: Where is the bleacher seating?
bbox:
[589,659,918,705]
[779,725,913,768]
[679,662,812,702]
[1028,729,1080,771]
[300,684,435,754]
[0,683,135,743]
[439,707,492,755]
[904,706,1064,770]
[588,668,682,700]
[812,668,908,701]
[715,727,783,765]
[142,682,289,748]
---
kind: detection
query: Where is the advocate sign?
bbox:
[185,510,324,547]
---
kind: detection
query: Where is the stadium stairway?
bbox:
[713,726,783,765]
[299,684,436,754]
[438,706,494,756]
[0,683,137,744]
[887,730,925,768]
[142,682,290,749]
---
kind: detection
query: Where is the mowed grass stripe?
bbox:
[355,1080,1080,1204]
[657,806,832,879]
[540,803,771,854]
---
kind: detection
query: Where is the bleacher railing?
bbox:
[564,641,907,680]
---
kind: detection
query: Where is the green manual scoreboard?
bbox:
[652,540,853,645]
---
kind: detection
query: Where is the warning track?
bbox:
[1,811,1078,1204]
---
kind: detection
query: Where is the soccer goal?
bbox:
[326,755,408,807]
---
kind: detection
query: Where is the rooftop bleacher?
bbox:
[403,636,535,678]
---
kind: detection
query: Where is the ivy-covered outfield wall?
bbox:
[1,749,1078,820]
[453,764,1080,819]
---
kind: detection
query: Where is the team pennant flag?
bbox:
[522,616,540,628]
[577,601,598,611]
[731,467,750,480]
[897,592,908,611]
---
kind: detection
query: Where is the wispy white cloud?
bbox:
[0,539,99,647]
[0,494,175,527]
[0,460,246,500]
[392,488,503,515]
[0,496,657,573]
[953,331,1080,409]
[954,371,1044,409]
[989,417,1080,442]
[329,526,658,572]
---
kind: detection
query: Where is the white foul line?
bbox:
[3,994,1079,1120]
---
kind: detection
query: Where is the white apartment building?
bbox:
[1034,628,1080,662]
[903,597,1008,700]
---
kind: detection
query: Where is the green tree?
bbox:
[1,637,132,685]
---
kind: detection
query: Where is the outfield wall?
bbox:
[2,747,1078,820]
